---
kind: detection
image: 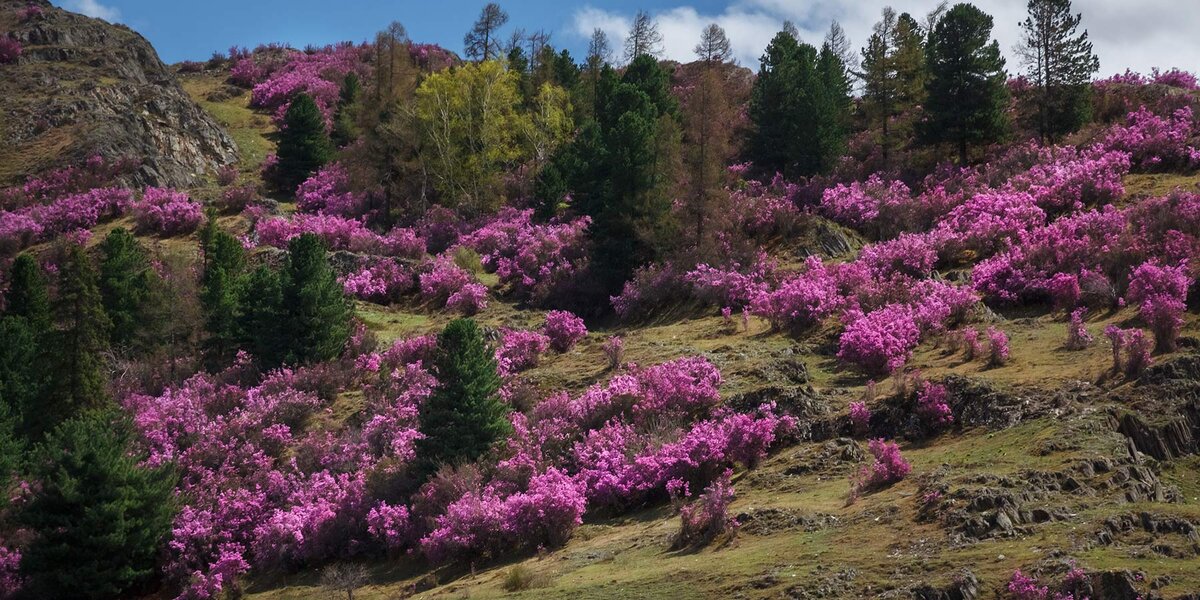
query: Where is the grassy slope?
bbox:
[162,72,1200,600]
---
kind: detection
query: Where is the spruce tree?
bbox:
[200,225,245,367]
[748,31,850,178]
[414,319,508,474]
[98,228,153,349]
[1018,0,1099,142]
[41,244,111,433]
[280,233,353,365]
[236,265,285,367]
[275,93,333,194]
[17,409,176,599]
[0,397,21,510]
[1,254,50,424]
[923,3,1009,165]
[4,253,51,327]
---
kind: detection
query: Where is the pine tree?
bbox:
[695,23,732,63]
[200,224,245,367]
[41,244,111,434]
[17,409,176,599]
[275,93,333,194]
[923,3,1009,165]
[624,10,664,62]
[98,228,153,349]
[1018,0,1099,142]
[280,233,353,365]
[463,2,509,62]
[414,319,508,474]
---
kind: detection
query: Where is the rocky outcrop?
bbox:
[0,0,236,188]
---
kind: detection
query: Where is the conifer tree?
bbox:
[4,253,50,327]
[332,72,362,147]
[923,3,1009,164]
[200,225,245,367]
[748,30,850,178]
[624,10,664,62]
[41,244,111,433]
[0,398,21,510]
[463,2,508,61]
[236,265,285,367]
[275,93,333,194]
[414,319,508,474]
[280,233,353,365]
[1018,0,1099,142]
[98,228,153,349]
[0,254,50,428]
[17,409,176,599]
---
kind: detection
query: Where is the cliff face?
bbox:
[0,0,237,188]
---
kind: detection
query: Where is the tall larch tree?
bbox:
[682,24,738,256]
[624,10,664,62]
[1018,0,1100,142]
[923,3,1009,165]
[463,3,509,62]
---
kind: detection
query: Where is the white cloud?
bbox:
[570,1,1200,77]
[61,0,122,23]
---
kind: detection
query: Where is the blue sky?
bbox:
[51,0,1200,76]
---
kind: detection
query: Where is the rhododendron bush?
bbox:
[131,188,204,236]
[108,342,789,596]
[295,163,371,219]
[458,208,590,304]
[248,43,371,128]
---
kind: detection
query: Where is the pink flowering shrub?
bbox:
[821,174,912,234]
[837,305,922,375]
[858,233,939,278]
[0,38,21,64]
[611,262,690,317]
[296,163,370,219]
[987,327,1011,366]
[685,255,777,309]
[366,502,412,553]
[1152,68,1200,90]
[0,544,21,599]
[1105,326,1155,376]
[849,401,871,437]
[131,188,204,236]
[1007,569,1050,600]
[419,468,585,563]
[0,212,43,255]
[418,256,484,312]
[1101,106,1200,171]
[751,256,842,331]
[727,173,803,238]
[602,336,624,370]
[675,469,737,547]
[18,4,45,22]
[1,187,132,254]
[216,165,239,186]
[249,43,370,129]
[218,185,257,213]
[1065,308,1094,350]
[445,283,488,315]
[341,260,414,304]
[458,209,590,304]
[1126,260,1191,351]
[851,439,911,495]
[936,191,1045,258]
[543,310,586,352]
[495,329,551,376]
[1008,145,1130,212]
[915,381,953,429]
[256,213,423,257]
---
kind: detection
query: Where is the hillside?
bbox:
[0,0,237,188]
[2,3,1200,600]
